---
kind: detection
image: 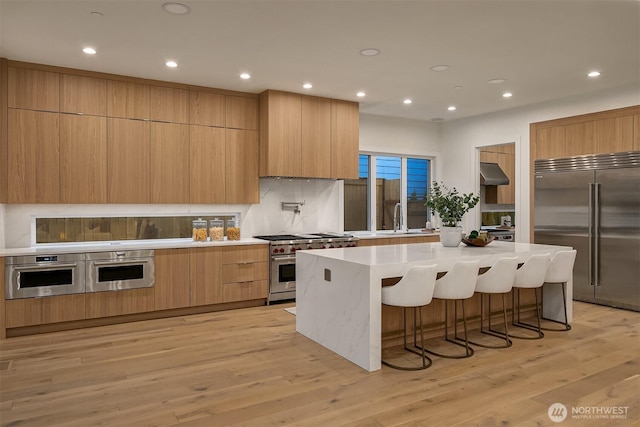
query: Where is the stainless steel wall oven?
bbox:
[86,250,155,292]
[5,253,86,299]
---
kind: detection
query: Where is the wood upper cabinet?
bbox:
[150,122,190,204]
[301,96,331,178]
[8,109,60,203]
[86,288,155,318]
[59,114,107,203]
[330,99,359,179]
[60,74,107,115]
[565,121,595,156]
[8,67,59,111]
[635,115,640,150]
[107,118,150,203]
[150,86,189,123]
[225,129,259,204]
[226,96,259,130]
[190,125,226,204]
[259,90,302,177]
[190,91,225,127]
[595,116,634,153]
[535,126,566,160]
[107,81,150,120]
[155,248,190,310]
[190,247,223,306]
[480,146,515,204]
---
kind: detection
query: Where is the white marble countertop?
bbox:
[0,238,267,257]
[351,230,439,240]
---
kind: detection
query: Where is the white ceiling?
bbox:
[1,0,638,122]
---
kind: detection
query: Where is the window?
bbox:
[344,154,431,232]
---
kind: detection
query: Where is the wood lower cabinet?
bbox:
[150,122,190,204]
[190,247,224,306]
[154,249,190,310]
[357,235,440,246]
[107,118,150,203]
[150,86,189,124]
[301,96,331,178]
[60,74,107,116]
[5,299,42,328]
[59,114,107,203]
[225,129,259,204]
[8,109,60,203]
[107,80,150,120]
[42,294,86,324]
[190,91,225,127]
[190,125,226,204]
[86,288,155,319]
[221,245,269,303]
[8,67,59,111]
[330,99,359,179]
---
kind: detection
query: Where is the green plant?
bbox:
[424,182,479,227]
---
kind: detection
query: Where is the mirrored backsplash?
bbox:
[36,215,238,244]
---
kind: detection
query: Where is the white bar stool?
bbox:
[381,264,438,371]
[422,260,480,359]
[510,253,551,340]
[541,249,577,331]
[469,256,519,349]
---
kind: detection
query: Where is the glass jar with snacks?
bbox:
[226,218,241,241]
[209,218,224,241]
[192,218,207,242]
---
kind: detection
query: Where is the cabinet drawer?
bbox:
[222,280,268,303]
[222,261,268,284]
[222,245,268,264]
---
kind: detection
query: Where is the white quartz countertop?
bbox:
[0,238,267,257]
[352,230,439,240]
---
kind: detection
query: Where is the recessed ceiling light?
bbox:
[488,78,506,84]
[360,48,380,56]
[403,99,412,105]
[240,73,251,80]
[430,65,449,72]
[454,86,463,90]
[356,92,366,97]
[502,92,513,98]
[162,2,190,14]
[90,11,103,17]
[448,106,457,111]
[587,71,601,78]
[82,47,96,55]
[303,83,313,89]
[165,61,178,68]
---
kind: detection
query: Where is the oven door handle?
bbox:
[92,260,149,267]
[272,256,296,263]
[14,263,79,272]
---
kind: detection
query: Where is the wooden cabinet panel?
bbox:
[222,280,268,303]
[6,299,42,328]
[155,249,190,310]
[222,245,268,264]
[190,91,225,127]
[150,122,190,204]
[595,116,634,153]
[301,96,331,178]
[225,129,259,204]
[42,294,86,324]
[222,262,268,284]
[86,288,155,318]
[60,74,106,115]
[8,67,59,111]
[565,121,595,156]
[330,99,359,179]
[259,90,302,177]
[60,114,107,203]
[107,81,150,119]
[190,247,223,306]
[635,115,640,150]
[190,125,225,204]
[150,86,189,124]
[226,96,258,130]
[107,118,150,203]
[535,126,566,160]
[497,152,515,204]
[8,109,60,203]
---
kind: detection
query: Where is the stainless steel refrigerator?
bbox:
[534,152,640,311]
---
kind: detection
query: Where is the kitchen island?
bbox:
[296,241,573,371]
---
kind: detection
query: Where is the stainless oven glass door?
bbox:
[5,254,86,299]
[271,255,296,294]
[87,251,155,292]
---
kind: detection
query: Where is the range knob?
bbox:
[291,247,296,253]
[338,244,343,248]
[279,248,286,253]
[307,245,313,250]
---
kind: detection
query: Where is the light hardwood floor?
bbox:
[0,301,638,426]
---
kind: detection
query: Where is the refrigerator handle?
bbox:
[588,183,594,287]
[594,182,600,287]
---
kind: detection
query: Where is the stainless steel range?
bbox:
[254,233,358,303]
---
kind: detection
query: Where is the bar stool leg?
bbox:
[422,300,474,359]
[510,288,545,340]
[540,282,572,331]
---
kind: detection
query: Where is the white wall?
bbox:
[359,114,441,158]
[439,84,639,241]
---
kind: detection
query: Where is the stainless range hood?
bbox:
[480,162,510,185]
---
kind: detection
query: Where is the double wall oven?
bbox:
[254,233,358,303]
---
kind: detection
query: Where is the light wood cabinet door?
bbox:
[190,247,223,306]
[222,262,268,284]
[8,109,60,203]
[190,125,225,204]
[41,294,86,324]
[565,121,595,156]
[150,122,190,204]
[259,90,302,177]
[190,91,225,127]
[154,249,190,310]
[595,116,634,154]
[498,152,515,204]
[225,129,259,204]
[107,118,150,203]
[107,81,150,119]
[0,258,4,337]
[86,288,155,318]
[330,99,359,179]
[226,96,258,130]
[60,114,107,203]
[150,86,189,124]
[222,280,268,303]
[222,245,268,264]
[301,96,331,178]
[60,74,107,115]
[635,115,640,150]
[6,299,42,328]
[535,126,566,160]
[8,67,59,111]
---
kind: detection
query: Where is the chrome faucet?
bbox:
[393,202,403,232]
